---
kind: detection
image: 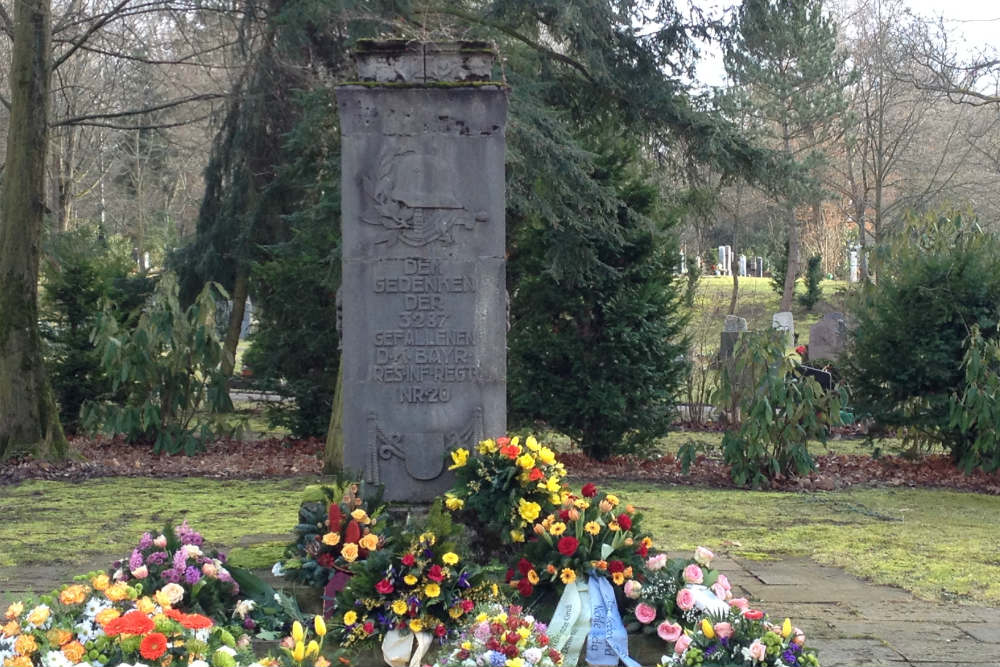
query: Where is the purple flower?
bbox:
[147,551,168,565]
[185,566,202,584]
[129,549,144,571]
[243,617,256,630]
[457,572,470,589]
[162,568,182,583]
[175,520,204,546]
[173,549,188,571]
[783,649,799,665]
[138,533,153,550]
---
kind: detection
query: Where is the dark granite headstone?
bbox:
[809,312,847,361]
[798,365,834,391]
[338,41,507,501]
[719,315,748,361]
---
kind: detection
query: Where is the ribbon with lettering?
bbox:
[547,579,591,667]
[380,629,433,667]
[585,575,639,667]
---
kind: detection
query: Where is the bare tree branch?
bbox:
[52,92,227,127]
[52,0,134,71]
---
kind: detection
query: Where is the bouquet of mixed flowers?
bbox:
[0,573,257,667]
[507,483,651,598]
[657,614,820,667]
[280,483,386,590]
[431,605,563,667]
[111,520,240,620]
[625,547,738,636]
[444,435,567,545]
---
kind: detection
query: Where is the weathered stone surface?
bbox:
[809,311,848,361]
[772,311,794,349]
[338,43,506,502]
[354,40,494,83]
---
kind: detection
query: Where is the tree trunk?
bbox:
[0,0,68,460]
[221,265,249,378]
[728,256,739,315]
[780,202,800,311]
[323,357,344,474]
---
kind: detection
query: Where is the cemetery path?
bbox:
[2,550,996,666]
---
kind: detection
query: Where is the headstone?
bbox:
[772,311,794,349]
[338,41,507,502]
[756,257,763,277]
[719,315,748,360]
[738,254,747,277]
[808,312,847,362]
[798,364,834,391]
[718,246,727,275]
[678,249,686,274]
[848,246,859,283]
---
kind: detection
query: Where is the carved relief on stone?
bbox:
[361,142,488,247]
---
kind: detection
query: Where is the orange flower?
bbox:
[1,621,19,638]
[546,564,557,574]
[623,566,633,578]
[4,603,23,620]
[612,572,625,586]
[46,628,73,646]
[139,632,168,660]
[359,533,379,551]
[14,634,38,655]
[178,613,213,630]
[26,605,50,626]
[95,608,121,627]
[62,641,86,663]
[104,610,155,637]
[90,574,110,591]
[104,583,130,602]
[595,560,608,571]
[59,584,90,606]
[4,655,32,667]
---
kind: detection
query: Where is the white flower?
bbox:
[184,544,203,558]
[522,647,542,664]
[189,660,210,667]
[195,628,211,642]
[215,646,237,657]
[234,599,256,619]
[271,562,286,577]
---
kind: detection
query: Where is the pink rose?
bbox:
[131,565,149,579]
[716,574,730,591]
[623,580,643,600]
[749,639,767,662]
[793,629,805,646]
[676,588,695,611]
[202,562,218,577]
[711,582,732,601]
[682,564,703,584]
[713,622,733,639]
[728,597,749,610]
[673,635,692,655]
[694,546,715,567]
[657,621,682,642]
[645,554,667,571]
[153,535,167,548]
[634,603,657,624]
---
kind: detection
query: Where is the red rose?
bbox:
[505,568,515,583]
[517,558,534,576]
[539,634,549,646]
[559,509,571,522]
[461,599,475,612]
[607,560,625,574]
[139,632,168,661]
[435,624,448,638]
[617,513,632,530]
[529,468,545,481]
[363,621,375,635]
[557,537,579,556]
[637,543,648,557]
[500,444,520,459]
[743,609,765,620]
[427,564,445,582]
[581,483,598,497]
[496,436,511,447]
[375,579,394,594]
[517,578,534,597]
[316,553,335,568]
[402,554,416,567]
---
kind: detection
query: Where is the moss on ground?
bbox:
[3,477,998,605]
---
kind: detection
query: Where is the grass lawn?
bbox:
[2,477,998,605]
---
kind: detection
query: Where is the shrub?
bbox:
[82,272,236,454]
[40,229,154,433]
[845,214,1000,459]
[682,330,845,488]
[947,326,1000,473]
[797,253,823,310]
[770,238,792,297]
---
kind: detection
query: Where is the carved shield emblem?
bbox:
[405,432,446,480]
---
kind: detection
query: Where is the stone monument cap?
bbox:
[354,40,496,83]
[723,315,748,332]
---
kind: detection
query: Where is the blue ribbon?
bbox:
[585,575,639,667]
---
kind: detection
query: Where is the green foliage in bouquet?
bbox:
[279,482,386,588]
[444,435,567,551]
[658,614,820,667]
[330,502,494,652]
[507,483,651,599]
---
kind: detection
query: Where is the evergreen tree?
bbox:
[725,0,850,311]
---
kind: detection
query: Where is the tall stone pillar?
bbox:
[338,41,507,501]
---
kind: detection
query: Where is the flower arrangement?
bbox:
[275,617,330,667]
[507,483,651,598]
[0,573,257,667]
[656,614,820,667]
[444,435,567,545]
[111,520,240,621]
[331,528,490,651]
[431,605,563,667]
[625,547,736,635]
[280,483,385,589]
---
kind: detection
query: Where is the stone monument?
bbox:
[772,311,794,350]
[808,312,848,361]
[738,254,747,277]
[719,315,748,360]
[338,41,507,501]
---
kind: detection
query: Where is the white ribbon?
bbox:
[548,579,591,666]
[381,629,433,667]
[687,584,730,616]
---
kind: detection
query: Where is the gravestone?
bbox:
[756,256,763,277]
[772,311,794,349]
[849,247,859,283]
[338,41,507,502]
[798,365,834,391]
[717,246,727,275]
[719,315,748,360]
[809,312,848,361]
[738,254,747,277]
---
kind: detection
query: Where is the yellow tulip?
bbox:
[782,618,792,638]
[306,640,319,658]
[314,615,327,637]
[292,621,305,643]
[701,619,715,639]
[292,641,305,662]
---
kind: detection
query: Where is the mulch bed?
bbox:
[3,433,1000,494]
